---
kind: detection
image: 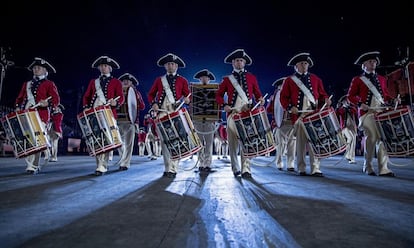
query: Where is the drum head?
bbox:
[128,87,137,122]
[274,91,284,128]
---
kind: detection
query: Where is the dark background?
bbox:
[1,0,413,135]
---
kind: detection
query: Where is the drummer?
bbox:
[192,69,217,173]
[15,57,61,174]
[266,77,296,172]
[147,53,191,178]
[215,48,265,179]
[279,52,331,177]
[116,73,145,171]
[82,55,124,176]
[347,51,397,177]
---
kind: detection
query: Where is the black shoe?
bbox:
[95,171,104,176]
[368,172,377,176]
[242,172,252,178]
[26,169,36,175]
[299,171,307,176]
[287,168,295,172]
[233,171,241,178]
[277,168,283,171]
[379,172,395,177]
[119,166,128,171]
[166,172,176,178]
[311,172,324,177]
[163,172,168,177]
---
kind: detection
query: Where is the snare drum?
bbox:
[1,109,49,158]
[233,106,276,158]
[77,105,122,156]
[375,105,414,156]
[155,108,202,160]
[302,107,347,158]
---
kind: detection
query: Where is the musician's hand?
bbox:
[325,98,332,107]
[393,98,401,105]
[39,99,49,107]
[108,99,117,107]
[15,107,21,112]
[152,103,159,112]
[290,106,299,115]
[258,97,265,106]
[241,104,250,112]
[360,103,369,111]
[224,105,232,113]
[184,96,190,104]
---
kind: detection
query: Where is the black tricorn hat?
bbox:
[272,77,286,87]
[91,56,120,69]
[157,53,186,68]
[224,49,252,65]
[354,51,381,66]
[287,52,314,67]
[118,73,139,85]
[193,69,216,81]
[27,57,56,73]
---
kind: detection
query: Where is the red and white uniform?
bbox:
[347,73,394,175]
[82,75,124,173]
[216,71,263,175]
[279,73,329,175]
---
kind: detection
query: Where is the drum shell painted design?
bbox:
[77,105,122,156]
[155,108,202,160]
[375,105,414,156]
[302,107,347,158]
[1,109,49,158]
[233,106,276,158]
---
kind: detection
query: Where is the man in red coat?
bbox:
[279,52,331,177]
[347,51,396,177]
[215,49,265,178]
[266,77,296,172]
[82,55,124,176]
[116,72,145,170]
[148,53,190,178]
[15,57,61,174]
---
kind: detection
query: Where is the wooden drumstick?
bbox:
[31,96,52,109]
[320,95,333,112]
[252,93,268,111]
[105,96,121,106]
[175,93,191,112]
[394,94,400,110]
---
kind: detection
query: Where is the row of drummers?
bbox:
[2,50,413,177]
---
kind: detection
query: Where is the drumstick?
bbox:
[251,93,268,111]
[394,94,400,110]
[175,93,191,112]
[105,96,121,106]
[320,95,333,112]
[31,96,52,109]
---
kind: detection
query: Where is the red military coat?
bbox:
[347,74,391,117]
[147,75,190,106]
[279,73,329,124]
[215,72,262,107]
[15,79,61,123]
[82,77,124,118]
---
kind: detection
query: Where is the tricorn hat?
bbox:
[224,49,252,65]
[193,69,216,81]
[27,57,56,73]
[287,52,314,67]
[354,51,381,66]
[157,53,186,68]
[91,56,120,69]
[272,77,286,87]
[118,73,139,85]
